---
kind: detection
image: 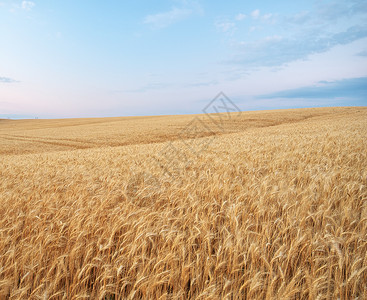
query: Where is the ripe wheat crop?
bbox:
[0,107,366,299]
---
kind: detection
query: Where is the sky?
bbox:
[0,0,366,119]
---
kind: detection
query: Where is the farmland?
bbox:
[1,107,366,299]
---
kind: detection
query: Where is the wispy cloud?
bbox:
[356,50,367,57]
[123,82,173,93]
[21,1,35,10]
[186,80,218,87]
[257,77,367,101]
[284,11,310,25]
[0,76,19,83]
[235,13,246,21]
[285,0,367,26]
[251,9,260,19]
[144,7,192,29]
[216,21,236,34]
[120,78,218,93]
[262,13,275,23]
[231,24,367,68]
[218,1,367,70]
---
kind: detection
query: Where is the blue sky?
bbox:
[0,0,366,118]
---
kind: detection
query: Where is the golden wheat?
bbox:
[0,107,366,299]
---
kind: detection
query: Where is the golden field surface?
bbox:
[0,107,366,299]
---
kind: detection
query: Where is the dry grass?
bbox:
[0,107,366,299]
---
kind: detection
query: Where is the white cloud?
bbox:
[21,1,35,10]
[251,9,260,19]
[144,7,192,29]
[356,49,367,57]
[230,26,367,69]
[0,76,19,83]
[216,21,236,33]
[249,26,257,32]
[264,35,283,42]
[285,11,310,24]
[235,13,246,21]
[262,13,273,20]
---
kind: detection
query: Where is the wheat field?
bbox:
[0,107,366,299]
